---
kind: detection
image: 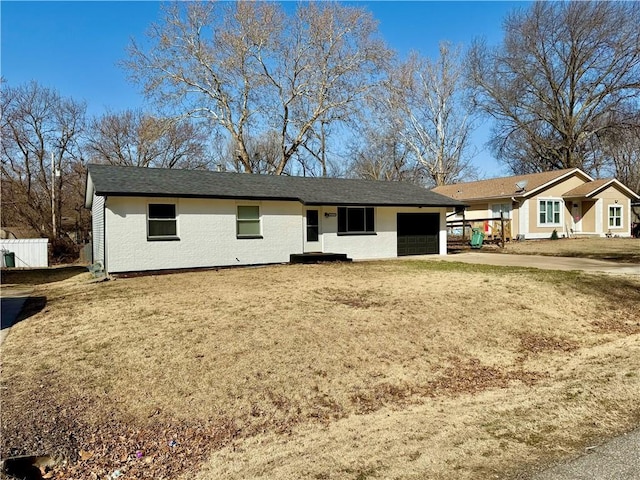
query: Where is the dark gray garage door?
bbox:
[397,213,440,256]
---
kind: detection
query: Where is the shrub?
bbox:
[50,237,81,264]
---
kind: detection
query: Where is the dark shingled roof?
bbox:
[87,164,463,207]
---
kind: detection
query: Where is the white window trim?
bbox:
[236,204,263,238]
[537,198,563,228]
[147,202,179,240]
[608,205,623,229]
[305,209,320,243]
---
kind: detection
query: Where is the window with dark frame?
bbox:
[236,205,261,237]
[307,210,319,242]
[147,203,177,239]
[337,207,375,234]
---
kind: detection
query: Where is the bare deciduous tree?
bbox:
[390,44,476,186]
[600,123,640,194]
[222,130,283,175]
[349,130,423,183]
[1,81,87,243]
[125,1,390,175]
[468,1,640,174]
[87,109,210,169]
[347,96,424,183]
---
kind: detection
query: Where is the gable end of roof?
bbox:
[562,179,640,199]
[522,168,592,198]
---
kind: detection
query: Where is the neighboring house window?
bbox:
[148,203,178,240]
[539,199,561,226]
[338,207,375,234]
[237,205,261,238]
[491,203,512,219]
[609,206,622,228]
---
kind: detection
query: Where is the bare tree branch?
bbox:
[388,43,477,186]
[1,81,87,243]
[86,109,211,169]
[124,1,390,175]
[469,1,640,174]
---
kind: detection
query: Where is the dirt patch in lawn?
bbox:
[1,261,639,479]
[502,237,640,263]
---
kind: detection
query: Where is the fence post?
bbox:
[462,210,467,241]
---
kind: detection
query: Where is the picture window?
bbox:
[337,207,375,234]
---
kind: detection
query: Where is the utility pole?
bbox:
[51,151,57,239]
[51,151,60,239]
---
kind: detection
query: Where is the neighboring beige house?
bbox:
[433,169,639,239]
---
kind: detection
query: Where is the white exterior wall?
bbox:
[439,210,448,255]
[625,198,632,237]
[105,197,303,273]
[321,206,448,259]
[0,238,49,267]
[92,193,105,265]
[519,199,529,238]
[595,198,604,235]
[101,197,450,273]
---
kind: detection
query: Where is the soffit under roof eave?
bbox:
[93,191,303,203]
[562,190,598,199]
[303,202,465,207]
[454,194,526,203]
[91,191,464,207]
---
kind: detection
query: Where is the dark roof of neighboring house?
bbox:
[432,168,591,201]
[86,164,463,207]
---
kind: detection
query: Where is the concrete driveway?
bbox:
[421,252,640,275]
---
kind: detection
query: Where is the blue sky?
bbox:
[1,1,529,178]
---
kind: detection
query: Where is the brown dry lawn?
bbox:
[501,237,640,263]
[1,260,639,479]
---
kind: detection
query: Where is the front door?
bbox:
[572,202,582,233]
[304,209,321,252]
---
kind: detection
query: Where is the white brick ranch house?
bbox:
[84,164,464,274]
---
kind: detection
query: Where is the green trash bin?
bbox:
[3,251,15,268]
[470,228,485,249]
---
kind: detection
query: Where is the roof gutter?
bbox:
[91,191,464,208]
[455,194,526,203]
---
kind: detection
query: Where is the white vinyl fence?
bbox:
[0,239,49,268]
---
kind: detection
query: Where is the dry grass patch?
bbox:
[502,237,640,263]
[1,261,639,479]
[1,265,89,286]
[516,332,580,361]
